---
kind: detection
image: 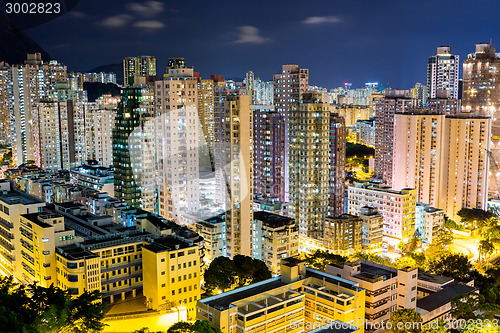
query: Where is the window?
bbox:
[161,283,166,288]
[171,266,174,271]
[170,253,176,259]
[162,296,166,300]
[171,278,175,283]
[161,258,165,262]
[67,275,78,282]
[41,238,49,243]
[172,290,175,295]
[183,263,186,268]
[43,251,50,255]
[161,271,165,275]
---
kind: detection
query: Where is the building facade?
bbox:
[427,46,460,99]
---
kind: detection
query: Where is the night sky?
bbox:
[24,0,500,88]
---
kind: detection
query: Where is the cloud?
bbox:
[127,1,163,16]
[234,26,271,44]
[303,16,341,24]
[101,14,132,27]
[133,20,165,29]
[66,11,86,18]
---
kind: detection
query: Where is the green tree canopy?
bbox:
[0,276,105,333]
[304,250,347,271]
[204,256,271,293]
[426,253,473,281]
[167,320,222,333]
[388,308,423,333]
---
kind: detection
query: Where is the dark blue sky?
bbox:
[25,0,500,88]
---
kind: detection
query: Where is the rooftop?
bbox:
[201,277,287,310]
[417,271,454,286]
[0,188,44,206]
[142,236,194,253]
[417,284,476,312]
[306,268,362,292]
[21,212,54,228]
[57,243,99,260]
[254,211,295,228]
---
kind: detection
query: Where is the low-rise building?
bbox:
[142,236,202,318]
[253,211,298,274]
[197,257,366,333]
[326,260,418,333]
[415,203,444,246]
[195,213,226,267]
[347,182,416,248]
[322,215,362,256]
[70,160,114,196]
[359,207,383,254]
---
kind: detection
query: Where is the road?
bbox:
[450,233,480,262]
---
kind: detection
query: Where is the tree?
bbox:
[168,321,222,333]
[388,309,423,333]
[434,227,453,248]
[427,253,472,280]
[351,252,396,268]
[0,276,105,333]
[479,239,495,261]
[204,257,237,293]
[457,208,496,228]
[233,255,256,286]
[304,250,347,271]
[251,258,272,282]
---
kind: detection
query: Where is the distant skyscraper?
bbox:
[289,93,329,239]
[273,64,309,201]
[410,83,428,107]
[245,71,255,104]
[374,90,417,186]
[86,95,118,167]
[123,56,156,87]
[156,59,200,222]
[0,62,10,145]
[216,94,253,258]
[253,105,285,201]
[462,43,500,194]
[35,100,76,171]
[427,46,459,99]
[9,54,68,166]
[328,113,346,217]
[198,78,215,166]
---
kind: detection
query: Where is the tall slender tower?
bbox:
[273,64,309,201]
[253,105,285,201]
[328,113,346,217]
[427,46,460,99]
[217,94,253,258]
[156,59,200,222]
[289,93,329,239]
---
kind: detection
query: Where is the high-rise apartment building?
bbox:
[392,112,490,221]
[216,95,254,257]
[253,105,285,201]
[113,86,157,212]
[410,83,428,107]
[35,100,76,171]
[123,56,156,87]
[0,62,10,145]
[328,113,346,217]
[289,93,329,239]
[155,59,200,222]
[9,54,68,166]
[427,46,460,99]
[273,64,309,201]
[441,114,490,220]
[462,43,500,194]
[415,203,444,247]
[85,94,118,167]
[374,90,417,186]
[198,78,215,165]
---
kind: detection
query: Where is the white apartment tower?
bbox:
[427,46,459,99]
[156,59,200,222]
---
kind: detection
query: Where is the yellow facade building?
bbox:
[142,236,201,318]
[197,257,365,333]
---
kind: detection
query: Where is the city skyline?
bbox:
[14,0,500,88]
